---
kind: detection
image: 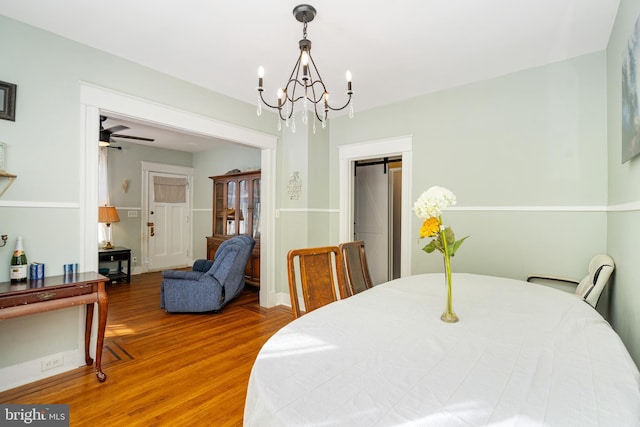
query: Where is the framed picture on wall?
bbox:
[622,16,640,163]
[0,80,17,122]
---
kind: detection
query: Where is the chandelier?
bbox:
[256,4,353,133]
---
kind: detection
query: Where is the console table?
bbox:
[98,247,131,284]
[0,272,109,382]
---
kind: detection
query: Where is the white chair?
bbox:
[527,254,615,308]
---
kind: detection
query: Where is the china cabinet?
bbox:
[207,170,261,286]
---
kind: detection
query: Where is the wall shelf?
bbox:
[0,171,17,198]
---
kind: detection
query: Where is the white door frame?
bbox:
[338,136,413,278]
[79,82,278,307]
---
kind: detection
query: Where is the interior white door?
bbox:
[354,164,389,285]
[148,172,190,270]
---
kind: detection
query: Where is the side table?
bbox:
[0,272,109,382]
[98,247,131,284]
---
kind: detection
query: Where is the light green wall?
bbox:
[0,15,274,382]
[606,0,640,365]
[332,52,607,204]
[274,121,334,294]
[331,51,608,286]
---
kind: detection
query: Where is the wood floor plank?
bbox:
[0,271,293,426]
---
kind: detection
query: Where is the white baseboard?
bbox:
[274,291,292,308]
[0,349,82,392]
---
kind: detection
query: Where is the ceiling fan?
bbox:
[99,115,155,149]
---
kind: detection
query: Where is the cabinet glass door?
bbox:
[215,182,224,235]
[239,179,248,235]
[252,178,261,239]
[226,181,236,235]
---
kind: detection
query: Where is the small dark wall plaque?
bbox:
[0,80,16,121]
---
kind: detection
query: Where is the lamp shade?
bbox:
[98,206,120,224]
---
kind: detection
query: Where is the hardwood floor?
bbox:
[0,272,293,426]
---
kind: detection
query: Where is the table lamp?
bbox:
[98,206,120,249]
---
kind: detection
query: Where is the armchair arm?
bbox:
[526,275,579,285]
[527,274,580,294]
[161,270,204,281]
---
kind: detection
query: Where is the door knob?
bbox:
[147,222,155,237]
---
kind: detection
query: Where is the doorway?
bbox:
[79,83,278,307]
[338,136,413,280]
[353,157,402,284]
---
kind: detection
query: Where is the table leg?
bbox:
[84,303,94,366]
[126,254,131,283]
[95,281,108,382]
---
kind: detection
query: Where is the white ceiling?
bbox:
[0,0,620,150]
[100,114,229,152]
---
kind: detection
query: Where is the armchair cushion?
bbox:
[161,270,206,281]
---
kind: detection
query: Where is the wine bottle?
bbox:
[10,236,28,283]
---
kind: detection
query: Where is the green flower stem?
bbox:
[439,215,454,316]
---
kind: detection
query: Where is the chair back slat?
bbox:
[339,240,374,296]
[287,246,348,318]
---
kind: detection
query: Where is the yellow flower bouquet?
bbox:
[414,186,468,322]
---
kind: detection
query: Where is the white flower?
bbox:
[413,186,457,219]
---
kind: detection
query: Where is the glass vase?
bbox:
[441,253,459,323]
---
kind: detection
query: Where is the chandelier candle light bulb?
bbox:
[301,52,310,81]
[258,67,264,85]
[277,88,284,103]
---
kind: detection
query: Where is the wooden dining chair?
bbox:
[339,240,374,296]
[287,246,349,318]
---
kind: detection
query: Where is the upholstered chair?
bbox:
[160,235,255,312]
[527,254,615,308]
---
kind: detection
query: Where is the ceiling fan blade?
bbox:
[111,133,155,142]
[105,125,129,133]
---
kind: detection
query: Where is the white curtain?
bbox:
[153,176,187,203]
[98,147,110,243]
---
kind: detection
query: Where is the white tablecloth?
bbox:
[244,274,640,426]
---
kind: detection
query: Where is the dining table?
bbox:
[244,273,640,426]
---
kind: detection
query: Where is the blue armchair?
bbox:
[160,235,255,312]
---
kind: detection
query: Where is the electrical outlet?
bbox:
[41,355,64,371]
[132,256,137,263]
